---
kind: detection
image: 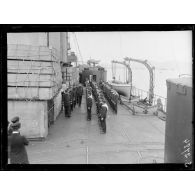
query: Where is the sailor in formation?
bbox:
[86,82,93,120]
[101,81,119,114]
[61,81,86,118]
[60,81,67,111]
[99,100,108,133]
[63,89,71,117]
[91,81,108,133]
[77,84,83,107]
[69,88,74,112]
[73,84,77,108]
[110,89,119,113]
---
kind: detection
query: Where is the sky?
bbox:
[69,31,192,74]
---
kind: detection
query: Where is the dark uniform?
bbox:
[91,81,108,133]
[86,82,93,120]
[69,89,74,111]
[63,90,71,117]
[73,86,77,108]
[113,91,119,113]
[76,86,79,104]
[77,85,83,107]
[101,82,118,114]
[99,103,108,133]
[8,122,29,164]
[61,90,65,111]
[86,93,93,120]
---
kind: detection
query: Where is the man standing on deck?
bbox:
[99,100,108,133]
[63,89,71,117]
[86,91,93,120]
[69,87,74,112]
[60,82,67,111]
[73,85,77,108]
[113,91,119,114]
[77,84,83,107]
[8,122,29,164]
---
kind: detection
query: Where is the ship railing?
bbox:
[131,86,149,100]
[131,86,167,113]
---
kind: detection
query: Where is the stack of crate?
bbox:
[62,66,79,86]
[7,44,62,100]
[8,44,59,61]
[7,44,62,139]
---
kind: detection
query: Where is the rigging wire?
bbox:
[73,32,84,65]
[118,32,125,82]
[118,32,123,59]
[71,32,79,60]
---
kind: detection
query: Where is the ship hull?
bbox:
[108,82,132,97]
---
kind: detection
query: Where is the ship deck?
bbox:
[27,87,165,164]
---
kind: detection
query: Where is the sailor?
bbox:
[99,80,103,89]
[86,91,93,120]
[157,98,163,111]
[73,85,77,108]
[8,121,29,164]
[85,79,89,87]
[61,82,67,111]
[110,90,114,110]
[99,100,108,133]
[63,89,71,117]
[69,87,74,112]
[77,84,83,107]
[113,91,119,113]
[8,116,20,135]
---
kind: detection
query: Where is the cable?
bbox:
[71,32,79,61]
[73,32,84,64]
[118,32,123,59]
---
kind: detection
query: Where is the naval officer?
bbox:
[99,100,108,133]
[8,121,29,164]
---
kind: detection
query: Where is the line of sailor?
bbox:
[61,82,83,117]
[90,81,108,133]
[85,80,93,121]
[99,81,119,114]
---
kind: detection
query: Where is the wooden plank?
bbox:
[8,74,55,87]
[7,44,58,61]
[8,87,59,100]
[8,59,56,67]
[7,59,62,89]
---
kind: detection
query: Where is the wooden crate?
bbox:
[7,59,62,100]
[8,100,48,138]
[8,86,59,100]
[8,44,59,61]
[8,74,56,87]
[8,60,55,74]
